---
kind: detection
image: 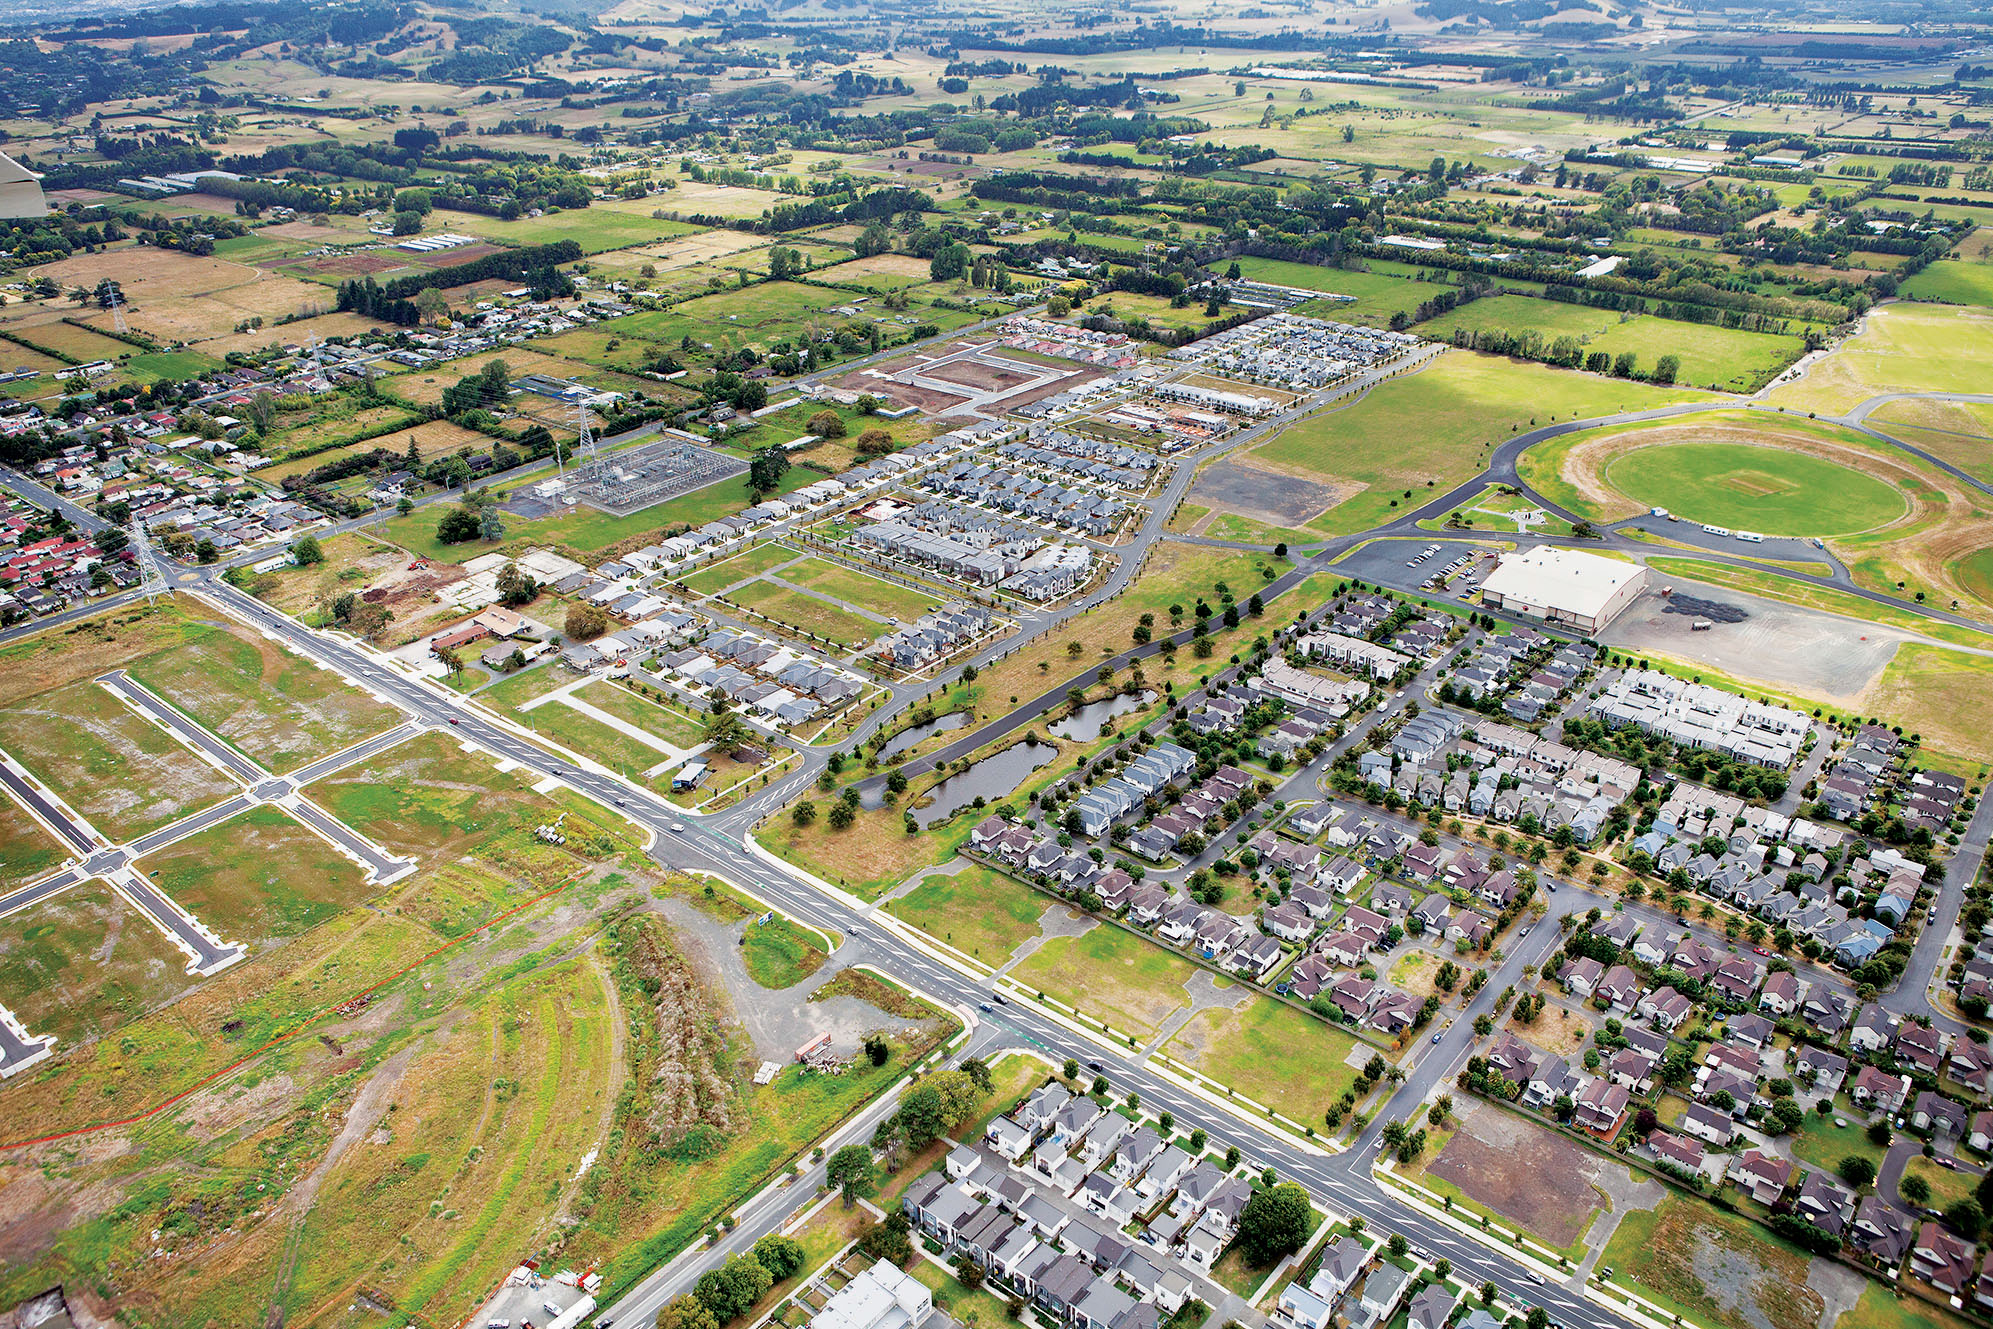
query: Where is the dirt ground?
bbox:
[926,358,1034,391]
[1191,459,1349,527]
[1423,1097,1648,1248]
[1603,583,1904,702]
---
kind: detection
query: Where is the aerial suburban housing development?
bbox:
[3,6,1993,1329]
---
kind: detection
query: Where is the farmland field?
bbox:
[1901,259,1993,307]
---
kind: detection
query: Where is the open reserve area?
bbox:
[16,11,1993,1329]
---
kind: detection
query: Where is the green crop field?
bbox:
[1252,350,1711,536]
[1602,441,1906,535]
[1228,256,1435,326]
[448,207,704,253]
[1902,259,1993,307]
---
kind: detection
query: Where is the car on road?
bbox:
[670,822,685,833]
[1527,1272,1545,1285]
[448,718,459,725]
[1431,1032,1443,1043]
[1752,946,1769,955]
[979,1001,993,1012]
[1087,1059,1105,1073]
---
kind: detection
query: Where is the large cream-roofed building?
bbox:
[1478,545,1649,634]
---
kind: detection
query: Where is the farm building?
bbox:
[0,152,45,219]
[1478,546,1648,634]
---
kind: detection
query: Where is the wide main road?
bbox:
[187,572,1634,1329]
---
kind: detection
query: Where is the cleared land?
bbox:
[0,678,239,840]
[1010,923,1196,1039]
[1251,350,1711,536]
[1410,1097,1622,1258]
[1164,997,1363,1123]
[886,863,1053,965]
[126,619,400,776]
[138,806,374,948]
[0,879,196,1043]
[780,559,945,622]
[0,800,64,889]
[1601,1193,1833,1329]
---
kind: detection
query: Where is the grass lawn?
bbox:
[741,917,830,990]
[1011,924,1196,1040]
[1766,303,1993,415]
[484,669,674,779]
[682,542,805,595]
[579,680,710,751]
[0,678,240,840]
[780,559,944,623]
[1601,441,1905,536]
[0,879,197,1043]
[124,349,224,382]
[1212,1207,1324,1299]
[126,620,400,775]
[886,863,1052,966]
[1902,260,1993,307]
[727,579,884,647]
[1251,351,1711,537]
[1163,998,1362,1124]
[909,1258,1019,1329]
[1601,1194,1822,1329]
[1835,1282,1981,1329]
[450,206,704,254]
[139,805,374,946]
[1900,1156,1978,1213]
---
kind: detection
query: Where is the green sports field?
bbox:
[1602,441,1906,535]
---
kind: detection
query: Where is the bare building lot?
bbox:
[1190,459,1347,528]
[1603,581,1904,701]
[1420,1097,1657,1250]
